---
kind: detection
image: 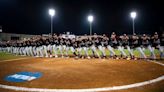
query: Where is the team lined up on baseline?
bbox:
[0,32,163,60]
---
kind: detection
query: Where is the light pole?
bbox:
[130,11,137,34]
[87,15,94,35]
[49,9,55,36]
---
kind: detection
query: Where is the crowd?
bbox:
[0,32,163,60]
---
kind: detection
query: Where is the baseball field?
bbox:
[0,51,164,92]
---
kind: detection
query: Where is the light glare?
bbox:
[49,9,55,17]
[130,12,136,19]
[88,15,94,23]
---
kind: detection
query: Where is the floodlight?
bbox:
[87,15,94,35]
[130,11,136,19]
[130,11,137,34]
[49,9,55,17]
[87,15,94,23]
[48,8,55,36]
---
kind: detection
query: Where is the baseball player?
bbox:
[118,34,128,59]
[108,32,118,59]
[131,33,139,60]
[52,36,59,58]
[140,34,155,59]
[152,32,163,59]
[90,37,100,58]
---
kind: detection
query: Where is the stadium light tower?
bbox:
[49,8,55,36]
[87,15,94,35]
[130,11,137,34]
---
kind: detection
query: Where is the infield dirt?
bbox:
[0,58,164,92]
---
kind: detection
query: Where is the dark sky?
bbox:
[0,0,163,35]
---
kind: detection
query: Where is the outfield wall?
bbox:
[0,33,37,41]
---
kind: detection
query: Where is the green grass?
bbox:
[54,48,160,57]
[0,48,161,61]
[0,52,24,61]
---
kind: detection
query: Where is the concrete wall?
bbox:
[0,33,37,41]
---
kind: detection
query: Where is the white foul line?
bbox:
[0,60,163,92]
[149,60,164,66]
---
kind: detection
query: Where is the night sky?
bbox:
[0,0,163,35]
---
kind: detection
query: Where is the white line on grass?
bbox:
[0,60,163,92]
